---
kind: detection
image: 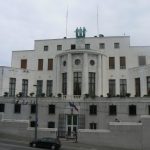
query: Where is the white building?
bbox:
[0,28,150,138]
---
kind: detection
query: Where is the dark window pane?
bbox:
[48,59,53,70]
[89,105,97,115]
[48,122,55,128]
[0,104,5,112]
[44,45,48,51]
[71,44,76,50]
[49,105,55,114]
[46,80,53,96]
[14,104,21,113]
[62,73,67,95]
[129,105,136,116]
[120,57,126,69]
[135,78,141,97]
[38,59,43,70]
[109,105,117,116]
[31,104,36,114]
[109,57,115,69]
[21,59,27,69]
[9,78,16,97]
[138,56,146,66]
[30,121,36,127]
[22,79,28,97]
[109,79,116,97]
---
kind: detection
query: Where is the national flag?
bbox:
[69,102,78,112]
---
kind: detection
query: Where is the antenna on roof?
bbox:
[97,4,99,36]
[65,2,69,37]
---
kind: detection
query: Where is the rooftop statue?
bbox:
[75,27,86,38]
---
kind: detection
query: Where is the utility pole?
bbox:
[33,84,38,141]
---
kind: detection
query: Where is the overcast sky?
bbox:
[0,0,150,66]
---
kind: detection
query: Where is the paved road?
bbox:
[0,138,130,150]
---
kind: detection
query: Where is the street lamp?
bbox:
[33,84,38,141]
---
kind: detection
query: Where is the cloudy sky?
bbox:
[0,0,150,66]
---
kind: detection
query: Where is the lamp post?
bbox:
[33,84,38,141]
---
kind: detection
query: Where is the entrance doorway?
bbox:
[66,114,78,138]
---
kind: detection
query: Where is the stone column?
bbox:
[67,53,73,96]
[96,54,102,96]
[82,53,88,95]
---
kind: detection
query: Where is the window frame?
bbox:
[49,104,55,114]
[0,104,5,112]
[14,104,21,114]
[129,105,137,116]
[114,42,120,49]
[89,105,97,115]
[109,57,115,69]
[44,45,48,51]
[99,43,105,49]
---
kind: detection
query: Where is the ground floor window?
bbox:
[89,123,97,129]
[129,105,137,116]
[48,122,55,128]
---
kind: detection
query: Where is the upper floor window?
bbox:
[109,79,116,97]
[129,105,136,116]
[138,56,146,66]
[109,57,115,69]
[120,79,127,96]
[0,104,5,112]
[89,105,97,115]
[44,45,48,51]
[46,80,53,97]
[37,80,43,97]
[21,59,27,69]
[71,44,76,50]
[85,44,90,49]
[114,43,120,49]
[48,59,53,70]
[31,104,36,114]
[9,78,16,97]
[120,57,126,69]
[49,104,55,114]
[38,59,43,70]
[99,43,105,49]
[57,45,62,51]
[14,104,21,114]
[22,79,28,97]
[109,105,117,116]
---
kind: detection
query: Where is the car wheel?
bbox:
[51,145,56,150]
[32,143,36,147]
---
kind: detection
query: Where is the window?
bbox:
[21,59,27,69]
[148,105,150,115]
[62,73,67,95]
[48,59,53,70]
[44,45,48,51]
[46,80,53,97]
[89,72,96,96]
[14,104,21,113]
[135,78,141,97]
[89,123,97,129]
[74,72,82,95]
[120,57,126,69]
[49,104,55,114]
[120,79,127,96]
[129,105,136,116]
[31,104,36,114]
[147,76,150,95]
[109,105,117,116]
[90,60,95,66]
[85,44,90,49]
[114,43,120,48]
[89,105,97,115]
[22,79,28,97]
[57,45,62,50]
[138,56,146,66]
[0,104,5,112]
[71,44,76,50]
[30,121,36,127]
[38,59,43,70]
[75,59,81,65]
[37,80,43,97]
[48,122,55,128]
[109,57,115,69]
[9,78,16,97]
[99,43,105,49]
[109,79,116,97]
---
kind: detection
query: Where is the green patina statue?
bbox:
[75,27,86,38]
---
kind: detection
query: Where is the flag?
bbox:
[69,102,78,112]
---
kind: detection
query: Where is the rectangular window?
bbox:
[147,76,150,95]
[9,78,16,97]
[89,72,96,96]
[71,44,76,50]
[31,104,36,114]
[46,80,53,97]
[22,79,28,97]
[62,73,67,95]
[120,79,127,96]
[74,72,82,95]
[57,45,62,50]
[109,57,115,69]
[44,45,48,51]
[85,44,90,49]
[89,105,97,115]
[109,79,116,97]
[49,104,55,114]
[21,59,27,69]
[30,121,36,127]
[135,78,141,97]
[109,105,117,116]
[148,105,150,115]
[99,43,105,49]
[138,56,146,66]
[0,104,5,112]
[120,57,126,69]
[129,105,136,116]
[48,122,55,128]
[89,123,97,129]
[14,104,21,114]
[37,80,43,97]
[48,59,53,70]
[38,59,43,70]
[114,42,120,49]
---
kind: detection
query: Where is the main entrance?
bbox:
[66,114,78,137]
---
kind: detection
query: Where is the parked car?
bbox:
[29,137,61,150]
